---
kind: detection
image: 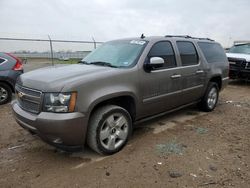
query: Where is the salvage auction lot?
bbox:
[0,80,249,187]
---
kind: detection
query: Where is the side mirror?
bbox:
[144,57,164,72]
[149,57,164,65]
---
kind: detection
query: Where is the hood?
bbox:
[17,64,116,92]
[226,53,250,62]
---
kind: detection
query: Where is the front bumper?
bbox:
[12,100,88,150]
[229,67,250,79]
[228,59,250,79]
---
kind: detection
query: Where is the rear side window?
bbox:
[0,58,6,64]
[198,42,227,63]
[148,41,176,69]
[176,41,199,66]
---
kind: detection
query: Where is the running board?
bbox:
[134,100,200,125]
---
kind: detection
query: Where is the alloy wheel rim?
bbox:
[99,113,129,150]
[207,87,217,109]
[0,87,8,102]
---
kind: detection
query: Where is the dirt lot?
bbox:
[0,80,250,188]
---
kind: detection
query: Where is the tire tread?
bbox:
[87,105,132,155]
[200,82,219,112]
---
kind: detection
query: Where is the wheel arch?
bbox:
[88,93,137,122]
[0,80,14,93]
[209,75,222,91]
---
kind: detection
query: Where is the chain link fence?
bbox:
[0,35,103,69]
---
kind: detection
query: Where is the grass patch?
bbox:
[55,59,81,64]
[155,140,186,156]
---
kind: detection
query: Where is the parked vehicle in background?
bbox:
[0,53,23,105]
[58,56,70,61]
[226,42,250,80]
[12,35,229,155]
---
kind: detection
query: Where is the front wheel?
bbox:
[87,105,132,155]
[199,82,219,112]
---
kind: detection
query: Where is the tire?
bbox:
[199,82,219,112]
[0,83,12,105]
[87,105,132,155]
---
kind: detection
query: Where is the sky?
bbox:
[0,0,250,51]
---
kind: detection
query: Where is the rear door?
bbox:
[140,41,182,117]
[0,55,9,76]
[0,57,8,70]
[176,41,206,105]
[0,53,15,71]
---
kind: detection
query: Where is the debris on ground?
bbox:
[199,181,217,186]
[153,164,159,171]
[169,171,183,178]
[209,164,217,172]
[155,140,185,155]
[190,173,197,178]
[8,144,25,150]
[224,100,250,108]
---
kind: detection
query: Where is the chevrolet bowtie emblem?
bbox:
[18,91,25,98]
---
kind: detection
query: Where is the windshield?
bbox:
[228,44,250,54]
[82,40,147,68]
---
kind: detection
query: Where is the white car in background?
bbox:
[226,42,250,80]
[58,56,70,61]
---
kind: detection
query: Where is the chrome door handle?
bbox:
[171,74,182,79]
[196,70,204,74]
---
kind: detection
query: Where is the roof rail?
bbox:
[165,35,192,38]
[165,35,214,41]
[191,37,214,41]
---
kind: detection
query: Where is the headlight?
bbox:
[43,92,77,113]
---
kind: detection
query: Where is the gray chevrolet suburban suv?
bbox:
[12,35,229,155]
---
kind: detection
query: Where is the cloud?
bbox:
[0,0,249,51]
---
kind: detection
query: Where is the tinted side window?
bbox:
[198,42,227,63]
[148,41,176,69]
[177,41,198,66]
[0,58,5,64]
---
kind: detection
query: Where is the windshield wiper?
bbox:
[78,60,89,64]
[89,61,118,68]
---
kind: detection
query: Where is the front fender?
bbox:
[87,90,138,114]
[76,84,139,115]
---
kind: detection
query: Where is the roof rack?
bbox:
[165,35,192,38]
[165,35,214,41]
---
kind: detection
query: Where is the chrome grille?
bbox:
[228,57,248,69]
[15,85,42,114]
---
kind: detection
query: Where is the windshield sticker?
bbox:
[130,40,146,45]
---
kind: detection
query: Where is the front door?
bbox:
[139,41,182,118]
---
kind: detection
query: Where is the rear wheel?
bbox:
[200,82,219,112]
[87,105,132,155]
[0,83,12,105]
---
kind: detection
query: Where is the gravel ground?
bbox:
[0,79,249,188]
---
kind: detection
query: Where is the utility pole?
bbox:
[92,37,96,49]
[48,35,54,66]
